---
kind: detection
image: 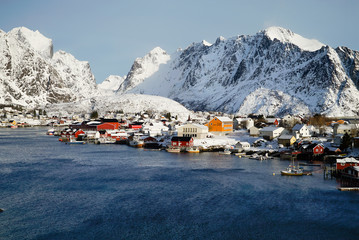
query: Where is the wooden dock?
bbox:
[338,187,359,191]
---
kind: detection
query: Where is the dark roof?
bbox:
[100,118,119,123]
[171,136,193,142]
[130,122,144,125]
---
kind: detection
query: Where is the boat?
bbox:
[281,165,304,176]
[186,147,200,153]
[66,141,86,145]
[65,139,86,145]
[249,153,266,160]
[47,128,55,135]
[128,139,144,148]
[167,147,181,153]
[218,149,231,155]
[95,137,116,144]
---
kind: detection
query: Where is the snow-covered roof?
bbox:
[278,135,295,140]
[216,117,232,122]
[292,124,307,131]
[337,158,359,164]
[260,126,284,132]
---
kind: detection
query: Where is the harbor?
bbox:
[1,127,359,240]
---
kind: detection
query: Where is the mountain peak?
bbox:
[262,26,325,52]
[148,46,167,55]
[8,26,53,58]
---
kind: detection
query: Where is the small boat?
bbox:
[66,140,86,145]
[281,166,303,176]
[167,147,181,153]
[128,139,144,148]
[95,137,116,144]
[249,153,266,160]
[47,128,55,135]
[187,147,200,153]
[218,149,231,155]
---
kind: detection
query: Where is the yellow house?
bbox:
[205,117,233,135]
[278,135,296,146]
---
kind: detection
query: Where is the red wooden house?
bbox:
[171,136,194,148]
[336,158,359,170]
[313,144,324,155]
[97,123,117,131]
[128,122,143,130]
[97,119,119,129]
[300,143,324,155]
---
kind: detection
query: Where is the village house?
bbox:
[259,126,284,140]
[142,121,169,137]
[278,135,296,147]
[177,123,208,139]
[299,143,325,155]
[233,117,254,130]
[249,126,260,137]
[266,117,280,127]
[341,166,359,180]
[333,123,359,137]
[206,117,233,136]
[292,124,311,139]
[170,136,194,148]
[128,121,144,130]
[336,157,359,170]
[235,141,251,152]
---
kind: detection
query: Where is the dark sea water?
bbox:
[0,128,358,240]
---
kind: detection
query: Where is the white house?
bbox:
[259,126,284,140]
[142,121,169,137]
[292,124,311,139]
[234,118,254,130]
[235,141,251,151]
[177,123,209,139]
[333,123,359,136]
[249,126,260,137]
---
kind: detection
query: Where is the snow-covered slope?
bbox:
[126,27,359,117]
[0,27,97,109]
[117,47,170,93]
[46,93,191,120]
[98,75,126,92]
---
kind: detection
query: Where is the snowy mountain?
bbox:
[98,75,126,92]
[0,27,97,109]
[117,47,170,93]
[124,27,359,117]
[0,27,190,116]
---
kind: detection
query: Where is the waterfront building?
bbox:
[206,117,233,136]
[177,123,208,139]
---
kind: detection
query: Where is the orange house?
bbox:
[206,117,233,135]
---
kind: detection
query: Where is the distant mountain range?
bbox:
[119,27,359,117]
[1,26,358,117]
[0,27,189,117]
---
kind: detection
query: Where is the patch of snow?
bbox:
[263,26,325,52]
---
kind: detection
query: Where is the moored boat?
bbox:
[218,149,231,155]
[167,147,181,153]
[281,166,303,176]
[128,139,144,148]
[186,147,200,153]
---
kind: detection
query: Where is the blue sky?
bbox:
[1,0,358,83]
